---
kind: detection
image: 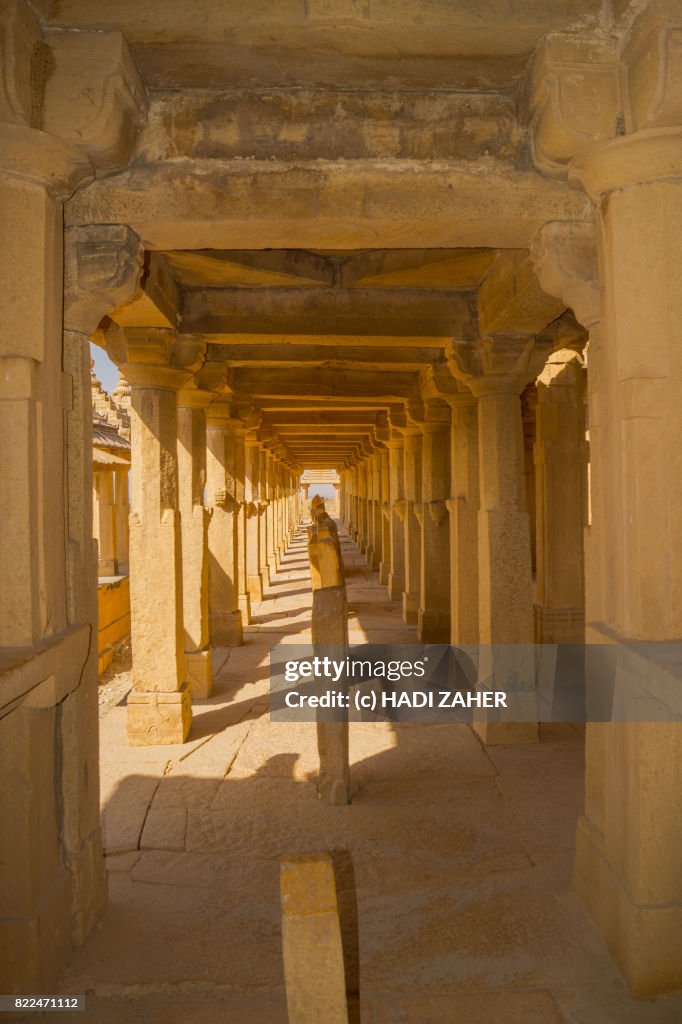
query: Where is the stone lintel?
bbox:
[65,160,591,250]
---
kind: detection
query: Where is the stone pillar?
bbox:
[233,424,251,624]
[265,452,278,580]
[94,470,117,575]
[366,450,383,570]
[445,388,480,645]
[114,467,130,575]
[534,348,587,642]
[205,401,243,646]
[125,362,191,745]
[0,123,96,991]
[415,404,451,643]
[449,336,552,745]
[386,436,405,601]
[245,436,264,602]
[552,129,682,996]
[357,461,368,553]
[177,387,213,699]
[378,449,391,586]
[365,455,376,567]
[401,427,422,625]
[258,448,271,587]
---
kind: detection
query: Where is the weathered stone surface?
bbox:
[280,855,349,1024]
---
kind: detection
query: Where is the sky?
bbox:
[90,343,119,394]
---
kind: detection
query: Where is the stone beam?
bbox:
[108,252,180,330]
[267,411,379,427]
[233,368,420,402]
[204,342,447,368]
[137,89,521,163]
[66,161,591,250]
[184,288,474,338]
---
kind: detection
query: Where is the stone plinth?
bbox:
[280,855,349,1024]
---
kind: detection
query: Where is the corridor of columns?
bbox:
[43,522,675,1024]
[2,2,682,1021]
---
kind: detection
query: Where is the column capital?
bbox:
[524,4,682,180]
[530,220,600,330]
[0,122,92,197]
[42,27,148,176]
[105,327,206,376]
[522,34,621,180]
[64,224,144,336]
[447,335,553,397]
[418,399,451,432]
[569,126,682,202]
[122,363,192,392]
[177,384,215,410]
[206,398,239,431]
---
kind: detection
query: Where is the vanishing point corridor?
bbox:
[38,525,679,1024]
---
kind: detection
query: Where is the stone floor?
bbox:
[27,525,682,1022]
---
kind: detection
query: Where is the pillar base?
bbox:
[238,593,252,624]
[0,870,71,993]
[378,561,390,586]
[209,609,243,646]
[402,591,420,625]
[575,815,682,997]
[185,648,213,699]
[247,573,264,602]
[534,603,585,643]
[387,571,404,601]
[126,685,192,746]
[316,721,351,806]
[417,608,450,643]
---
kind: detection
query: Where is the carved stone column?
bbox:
[444,386,480,645]
[357,460,368,553]
[534,348,588,642]
[93,470,117,575]
[0,123,94,991]
[386,435,405,601]
[124,356,192,745]
[414,403,451,643]
[114,467,130,575]
[205,400,243,647]
[534,120,682,993]
[449,335,551,744]
[233,422,251,624]
[378,449,391,586]
[177,386,214,698]
[391,408,423,626]
[245,434,264,602]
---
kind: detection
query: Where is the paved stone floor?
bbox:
[29,526,682,1022]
